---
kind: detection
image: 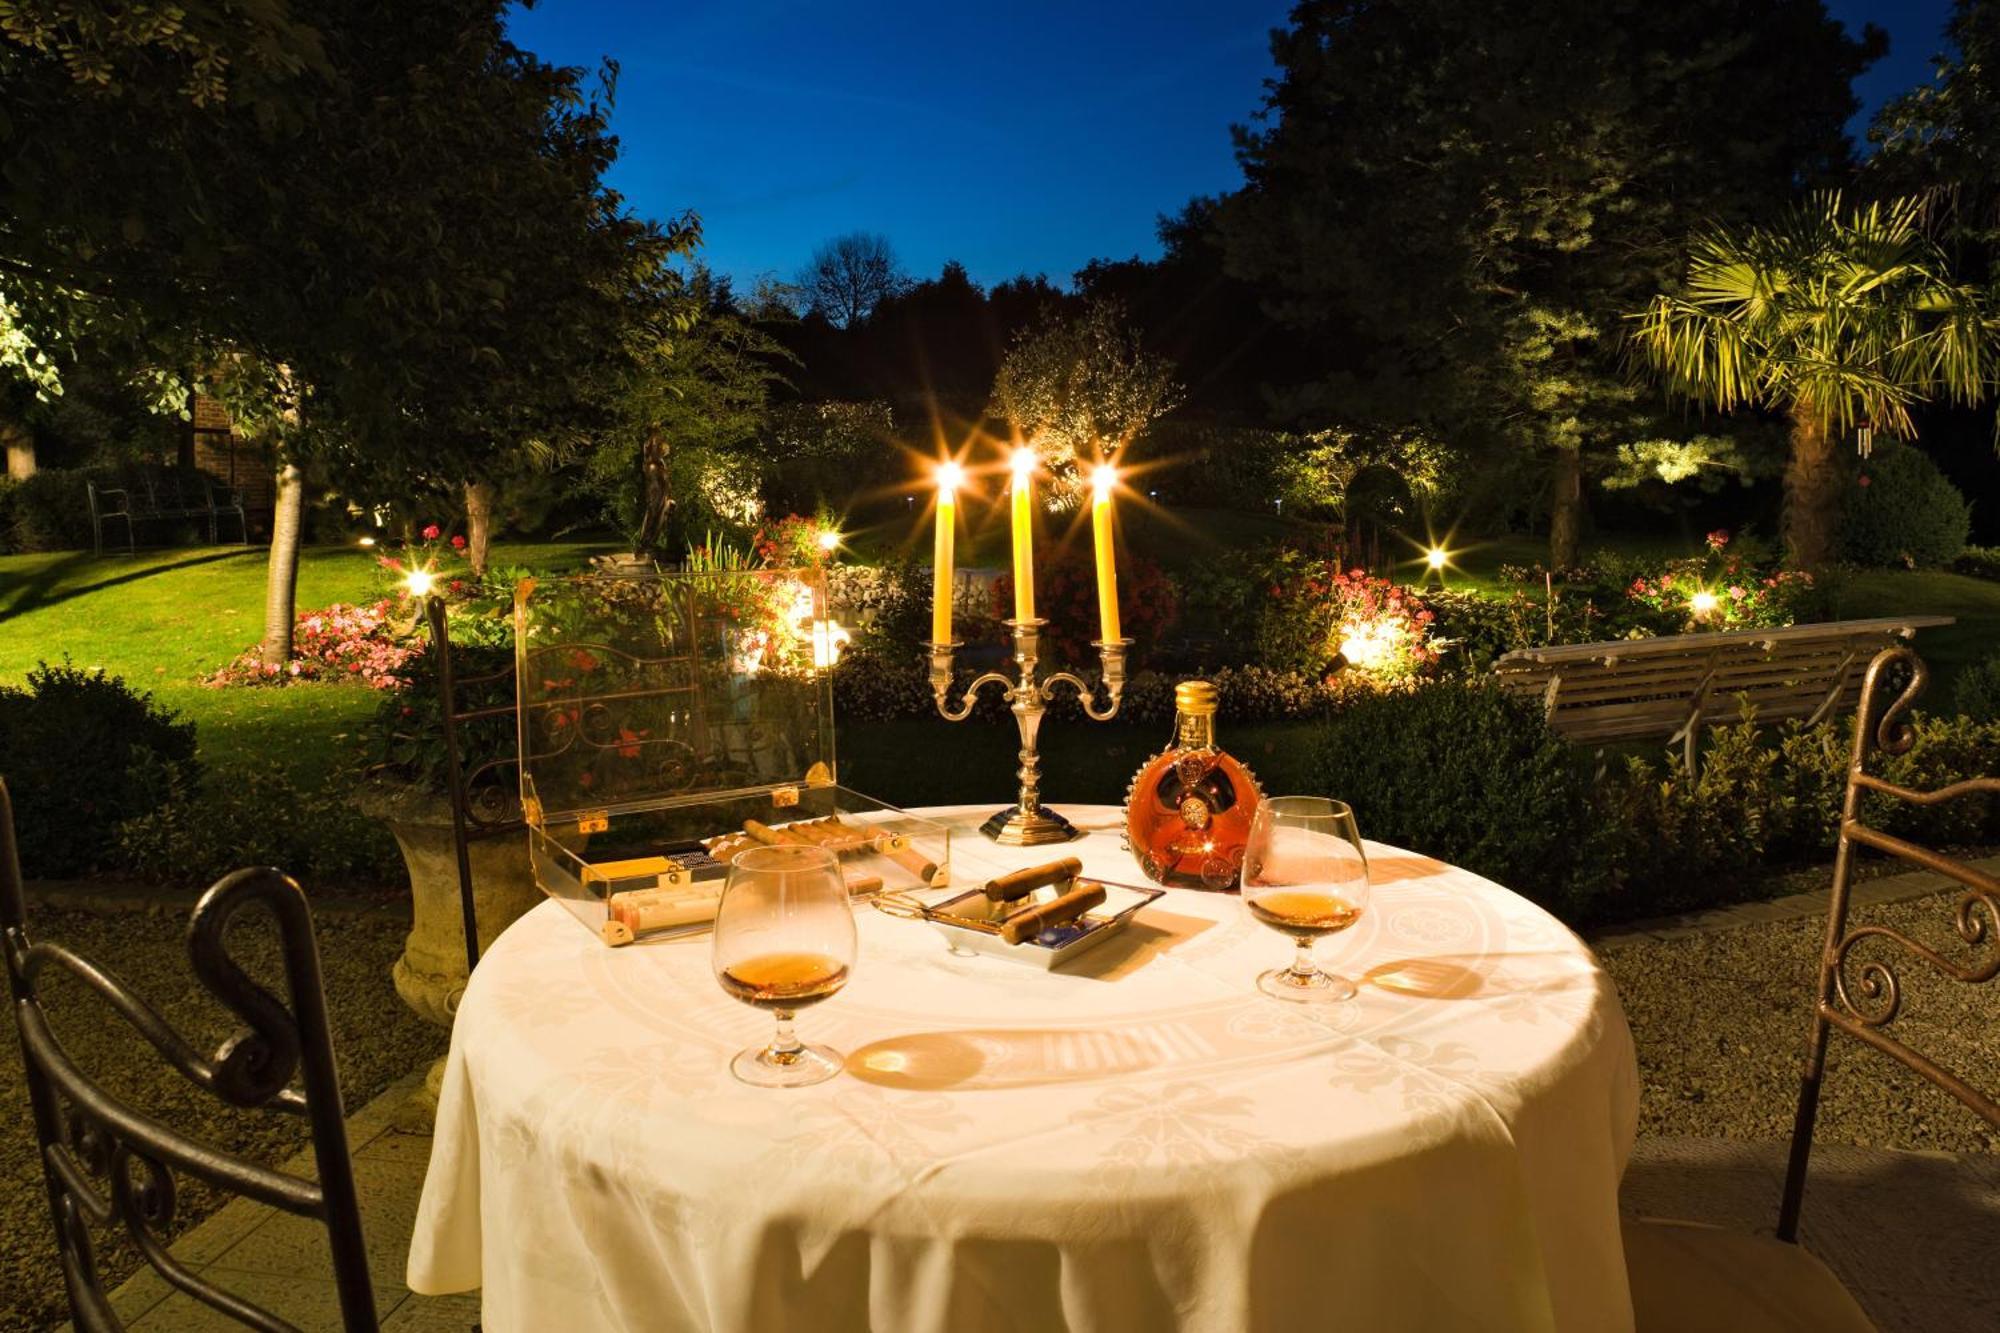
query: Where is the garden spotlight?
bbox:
[404,568,436,598]
[1425,545,1449,571]
[817,529,840,553]
[1690,590,1719,617]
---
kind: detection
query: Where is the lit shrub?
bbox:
[1594,710,2000,919]
[1256,561,1436,679]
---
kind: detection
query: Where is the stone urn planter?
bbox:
[356,780,542,1123]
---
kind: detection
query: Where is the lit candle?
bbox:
[931,462,962,644]
[1091,464,1121,642]
[1010,447,1036,621]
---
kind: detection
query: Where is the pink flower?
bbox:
[1857,474,1872,488]
[422,523,442,540]
[1705,528,1730,552]
[451,535,466,550]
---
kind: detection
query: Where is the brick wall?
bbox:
[189,393,276,515]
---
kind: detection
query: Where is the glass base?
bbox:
[1257,966,1358,1003]
[730,1041,843,1087]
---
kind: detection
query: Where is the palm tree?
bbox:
[1632,193,1997,568]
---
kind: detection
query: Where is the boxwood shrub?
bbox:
[0,660,198,876]
[1302,679,1603,919]
[1843,442,1971,568]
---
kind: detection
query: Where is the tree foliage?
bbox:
[1217,0,1881,561]
[987,297,1181,497]
[797,231,907,329]
[1631,193,1999,564]
[2,1,696,496]
[1870,0,2000,257]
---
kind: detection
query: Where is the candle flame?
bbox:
[936,460,965,492]
[1011,446,1036,478]
[1092,464,1117,497]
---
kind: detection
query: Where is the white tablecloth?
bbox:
[408,804,1639,1332]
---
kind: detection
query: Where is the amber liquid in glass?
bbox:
[1246,890,1362,939]
[1125,686,1262,890]
[717,952,850,1010]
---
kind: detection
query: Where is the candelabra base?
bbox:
[979,804,1081,847]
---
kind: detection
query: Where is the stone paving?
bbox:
[89,860,2000,1331]
[91,1069,477,1332]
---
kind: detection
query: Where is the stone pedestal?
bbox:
[358,782,541,1124]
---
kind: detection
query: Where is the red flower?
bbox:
[1705,528,1730,552]
[422,523,442,540]
[1857,474,1872,488]
[451,534,467,550]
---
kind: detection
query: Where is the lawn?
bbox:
[0,541,614,783]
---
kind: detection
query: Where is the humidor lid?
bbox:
[513,568,840,825]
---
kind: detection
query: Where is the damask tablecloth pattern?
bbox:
[408,805,1640,1332]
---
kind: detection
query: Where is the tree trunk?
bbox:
[1783,416,1839,570]
[178,371,198,470]
[1548,447,1584,570]
[3,421,35,479]
[259,463,305,666]
[464,478,496,576]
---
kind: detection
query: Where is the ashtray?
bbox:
[879,879,1165,969]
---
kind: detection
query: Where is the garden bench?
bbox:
[86,467,248,553]
[1491,615,1954,771]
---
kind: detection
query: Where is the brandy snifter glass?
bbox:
[1241,796,1370,1002]
[712,844,856,1087]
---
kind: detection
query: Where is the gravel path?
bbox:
[1601,889,2000,1155]
[0,899,444,1333]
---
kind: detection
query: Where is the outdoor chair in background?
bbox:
[1620,645,1999,1333]
[87,467,249,554]
[0,779,379,1332]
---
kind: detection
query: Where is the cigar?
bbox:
[983,857,1084,903]
[608,885,719,935]
[875,836,940,884]
[706,833,758,863]
[999,882,1108,944]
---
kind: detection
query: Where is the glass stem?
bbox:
[768,1010,803,1064]
[1289,938,1318,981]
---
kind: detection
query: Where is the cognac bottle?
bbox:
[1123,680,1263,889]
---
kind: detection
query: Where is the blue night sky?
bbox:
[506,1,1959,293]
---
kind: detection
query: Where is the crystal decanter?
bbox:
[1123,680,1263,889]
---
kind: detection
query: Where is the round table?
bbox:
[407,804,1639,1332]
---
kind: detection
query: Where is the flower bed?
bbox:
[208,600,420,689]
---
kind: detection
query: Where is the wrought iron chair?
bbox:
[1621,645,1998,1332]
[0,779,378,1331]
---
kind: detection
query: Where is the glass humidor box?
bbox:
[515,568,951,946]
